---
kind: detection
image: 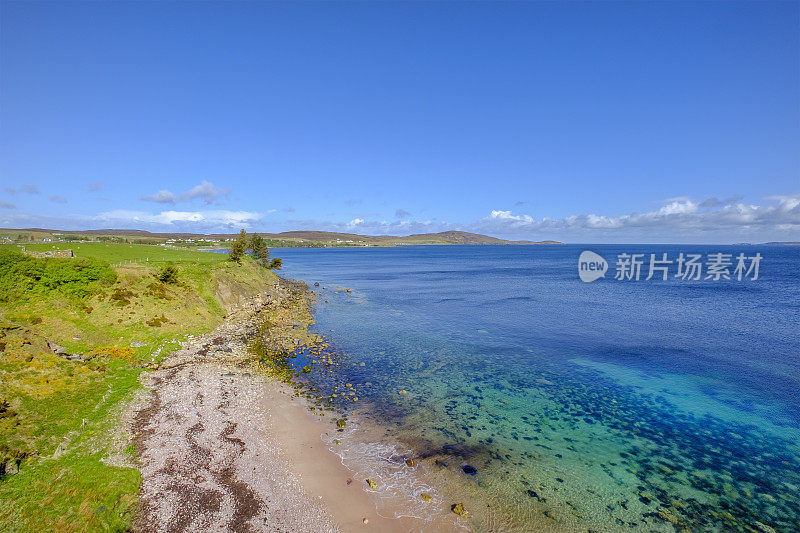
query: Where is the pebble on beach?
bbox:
[452,503,470,518]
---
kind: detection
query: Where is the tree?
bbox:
[268,258,282,270]
[249,233,270,265]
[229,229,247,262]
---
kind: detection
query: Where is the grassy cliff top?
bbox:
[2,242,226,264]
[0,244,276,531]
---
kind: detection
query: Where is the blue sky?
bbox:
[1,1,798,243]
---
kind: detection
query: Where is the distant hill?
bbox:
[1,228,564,247]
[761,242,800,246]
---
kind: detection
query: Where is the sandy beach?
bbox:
[130,282,459,532]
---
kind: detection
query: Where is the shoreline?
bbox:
[130,278,459,531]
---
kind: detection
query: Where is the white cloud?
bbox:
[0,201,15,210]
[2,192,798,243]
[477,194,800,238]
[49,195,68,204]
[584,214,624,229]
[656,199,698,216]
[141,180,231,205]
[286,217,444,235]
[141,189,177,204]
[489,210,535,223]
[183,181,231,204]
[700,195,742,208]
[97,209,262,229]
[280,194,800,242]
[767,193,800,212]
[5,184,39,195]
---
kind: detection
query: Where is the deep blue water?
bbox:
[273,244,800,530]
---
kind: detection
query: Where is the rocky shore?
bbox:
[130,281,338,531]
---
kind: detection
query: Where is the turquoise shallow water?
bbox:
[274,245,800,531]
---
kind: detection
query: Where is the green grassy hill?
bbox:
[0,244,275,531]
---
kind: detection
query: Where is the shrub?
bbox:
[146,315,169,327]
[0,248,116,301]
[91,346,135,361]
[155,264,179,284]
[145,282,171,300]
[0,249,43,299]
[269,258,282,270]
[110,288,135,306]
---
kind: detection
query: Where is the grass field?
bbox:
[3,242,226,265]
[0,244,276,531]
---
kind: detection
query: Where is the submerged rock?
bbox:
[336,419,347,429]
[657,507,681,526]
[526,489,543,501]
[462,465,477,475]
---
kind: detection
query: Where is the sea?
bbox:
[270,244,800,531]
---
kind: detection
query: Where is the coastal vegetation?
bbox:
[249,233,270,265]
[0,248,117,301]
[0,243,277,531]
[228,230,281,269]
[154,264,179,284]
[228,229,248,262]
